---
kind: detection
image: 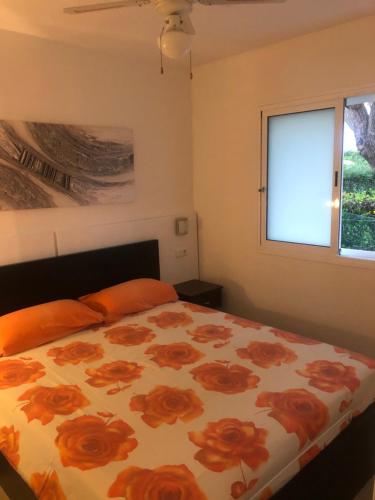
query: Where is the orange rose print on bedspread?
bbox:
[188,325,232,347]
[55,415,137,470]
[145,342,204,370]
[191,363,259,394]
[0,426,20,468]
[147,311,193,328]
[183,302,216,314]
[299,444,321,469]
[189,418,269,472]
[18,385,90,425]
[296,360,360,393]
[0,359,45,389]
[259,486,273,500]
[108,464,207,500]
[334,347,375,369]
[85,361,143,395]
[270,329,321,345]
[130,385,203,428]
[237,341,297,369]
[47,341,104,366]
[104,325,156,346]
[256,388,328,448]
[30,470,66,500]
[231,479,258,499]
[339,399,352,412]
[225,314,262,330]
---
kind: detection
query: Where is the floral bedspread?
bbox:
[0,301,374,500]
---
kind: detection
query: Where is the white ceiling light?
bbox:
[159,29,192,59]
[158,14,193,59]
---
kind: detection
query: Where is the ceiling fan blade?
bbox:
[197,0,285,5]
[64,0,149,14]
[181,14,196,35]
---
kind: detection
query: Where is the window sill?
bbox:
[258,242,375,271]
[340,248,375,261]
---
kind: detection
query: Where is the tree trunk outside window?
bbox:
[346,103,375,170]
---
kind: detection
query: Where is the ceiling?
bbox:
[0,0,375,65]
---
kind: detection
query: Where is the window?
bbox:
[267,109,335,246]
[261,93,375,264]
[340,94,375,259]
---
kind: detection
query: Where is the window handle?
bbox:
[334,171,339,187]
[258,186,266,193]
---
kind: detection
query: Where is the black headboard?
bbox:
[0,240,160,316]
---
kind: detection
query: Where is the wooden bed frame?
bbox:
[0,239,373,500]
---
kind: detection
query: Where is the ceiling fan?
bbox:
[64,0,285,61]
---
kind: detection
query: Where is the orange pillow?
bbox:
[0,300,103,356]
[80,278,178,322]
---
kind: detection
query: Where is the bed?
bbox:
[0,240,374,500]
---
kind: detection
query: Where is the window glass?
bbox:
[341,95,375,255]
[267,109,335,246]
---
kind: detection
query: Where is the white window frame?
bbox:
[259,94,375,270]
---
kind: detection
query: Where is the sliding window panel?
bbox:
[266,108,335,246]
[340,93,375,258]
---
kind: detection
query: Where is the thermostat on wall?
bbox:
[175,217,189,236]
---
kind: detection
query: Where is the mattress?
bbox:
[0,301,374,500]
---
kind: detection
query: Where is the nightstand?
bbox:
[174,279,222,309]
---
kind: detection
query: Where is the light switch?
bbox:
[175,217,189,236]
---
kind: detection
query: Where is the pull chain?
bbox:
[159,26,165,75]
[189,50,193,80]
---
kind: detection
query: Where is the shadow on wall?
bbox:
[221,279,375,358]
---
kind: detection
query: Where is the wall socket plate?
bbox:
[175,248,187,258]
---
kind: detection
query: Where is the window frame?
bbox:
[259,95,375,270]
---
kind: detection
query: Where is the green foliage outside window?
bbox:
[341,151,375,251]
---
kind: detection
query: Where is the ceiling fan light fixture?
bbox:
[158,29,192,59]
[65,0,286,66]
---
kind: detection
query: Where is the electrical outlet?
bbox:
[175,248,187,258]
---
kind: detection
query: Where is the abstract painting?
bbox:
[0,120,135,210]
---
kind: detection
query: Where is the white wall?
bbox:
[0,29,197,282]
[193,15,375,356]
